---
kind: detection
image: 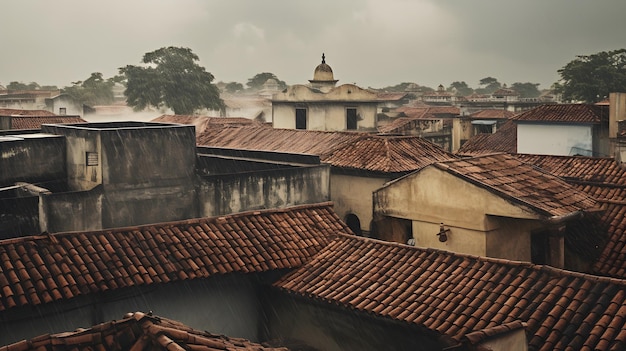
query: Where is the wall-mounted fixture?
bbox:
[437,223,451,242]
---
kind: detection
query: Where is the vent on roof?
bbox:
[86,152,98,166]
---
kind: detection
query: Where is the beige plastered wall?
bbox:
[376,167,543,259]
[331,173,389,233]
[272,103,376,131]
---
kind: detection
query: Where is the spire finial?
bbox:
[322,53,326,64]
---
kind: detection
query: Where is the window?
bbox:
[59,107,67,115]
[295,108,307,130]
[346,108,357,130]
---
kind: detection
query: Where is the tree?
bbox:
[7,81,39,90]
[62,72,115,106]
[119,46,224,114]
[246,72,287,90]
[224,82,244,94]
[476,77,502,94]
[510,82,541,98]
[448,81,473,96]
[557,49,626,103]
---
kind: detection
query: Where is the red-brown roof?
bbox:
[322,135,456,173]
[152,115,260,135]
[197,126,365,157]
[456,120,517,155]
[0,203,347,313]
[507,154,626,279]
[512,104,604,124]
[0,109,56,116]
[514,154,626,187]
[469,109,515,119]
[274,234,626,350]
[0,311,288,351]
[434,154,598,217]
[198,126,454,173]
[8,116,87,130]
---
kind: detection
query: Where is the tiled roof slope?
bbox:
[1,311,288,351]
[274,234,626,350]
[469,109,515,119]
[506,154,626,278]
[512,104,603,123]
[456,120,517,155]
[0,203,347,313]
[0,109,56,116]
[10,116,87,130]
[197,125,365,157]
[198,126,455,173]
[323,135,455,173]
[434,153,598,217]
[514,154,626,187]
[152,115,259,135]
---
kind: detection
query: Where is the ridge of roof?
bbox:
[0,311,289,351]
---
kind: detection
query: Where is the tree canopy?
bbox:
[476,77,502,94]
[557,48,626,103]
[119,46,224,115]
[448,81,473,96]
[510,82,541,98]
[246,72,287,90]
[7,81,41,90]
[62,72,115,106]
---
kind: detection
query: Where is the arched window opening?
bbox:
[345,214,362,236]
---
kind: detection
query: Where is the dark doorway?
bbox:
[296,108,307,129]
[346,108,358,130]
[345,214,362,236]
[531,231,549,265]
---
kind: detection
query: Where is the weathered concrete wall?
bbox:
[198,165,330,217]
[40,186,103,233]
[0,134,66,187]
[0,275,263,346]
[262,289,450,351]
[0,195,39,238]
[42,123,199,228]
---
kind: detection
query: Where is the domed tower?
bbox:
[309,53,338,92]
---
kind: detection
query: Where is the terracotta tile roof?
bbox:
[274,234,626,350]
[322,135,456,173]
[434,153,598,217]
[456,120,517,155]
[593,202,626,278]
[197,126,365,157]
[394,106,460,116]
[8,116,87,130]
[375,92,408,101]
[0,109,56,116]
[1,311,288,351]
[198,126,454,173]
[514,154,626,187]
[512,104,604,124]
[0,203,347,313]
[469,109,515,119]
[508,154,626,279]
[152,115,260,135]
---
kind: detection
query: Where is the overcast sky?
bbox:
[2,0,625,91]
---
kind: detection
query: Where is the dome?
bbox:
[311,53,336,82]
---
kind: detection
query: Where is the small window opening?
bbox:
[346,108,358,130]
[296,108,307,130]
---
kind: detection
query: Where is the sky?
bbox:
[1,0,625,91]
